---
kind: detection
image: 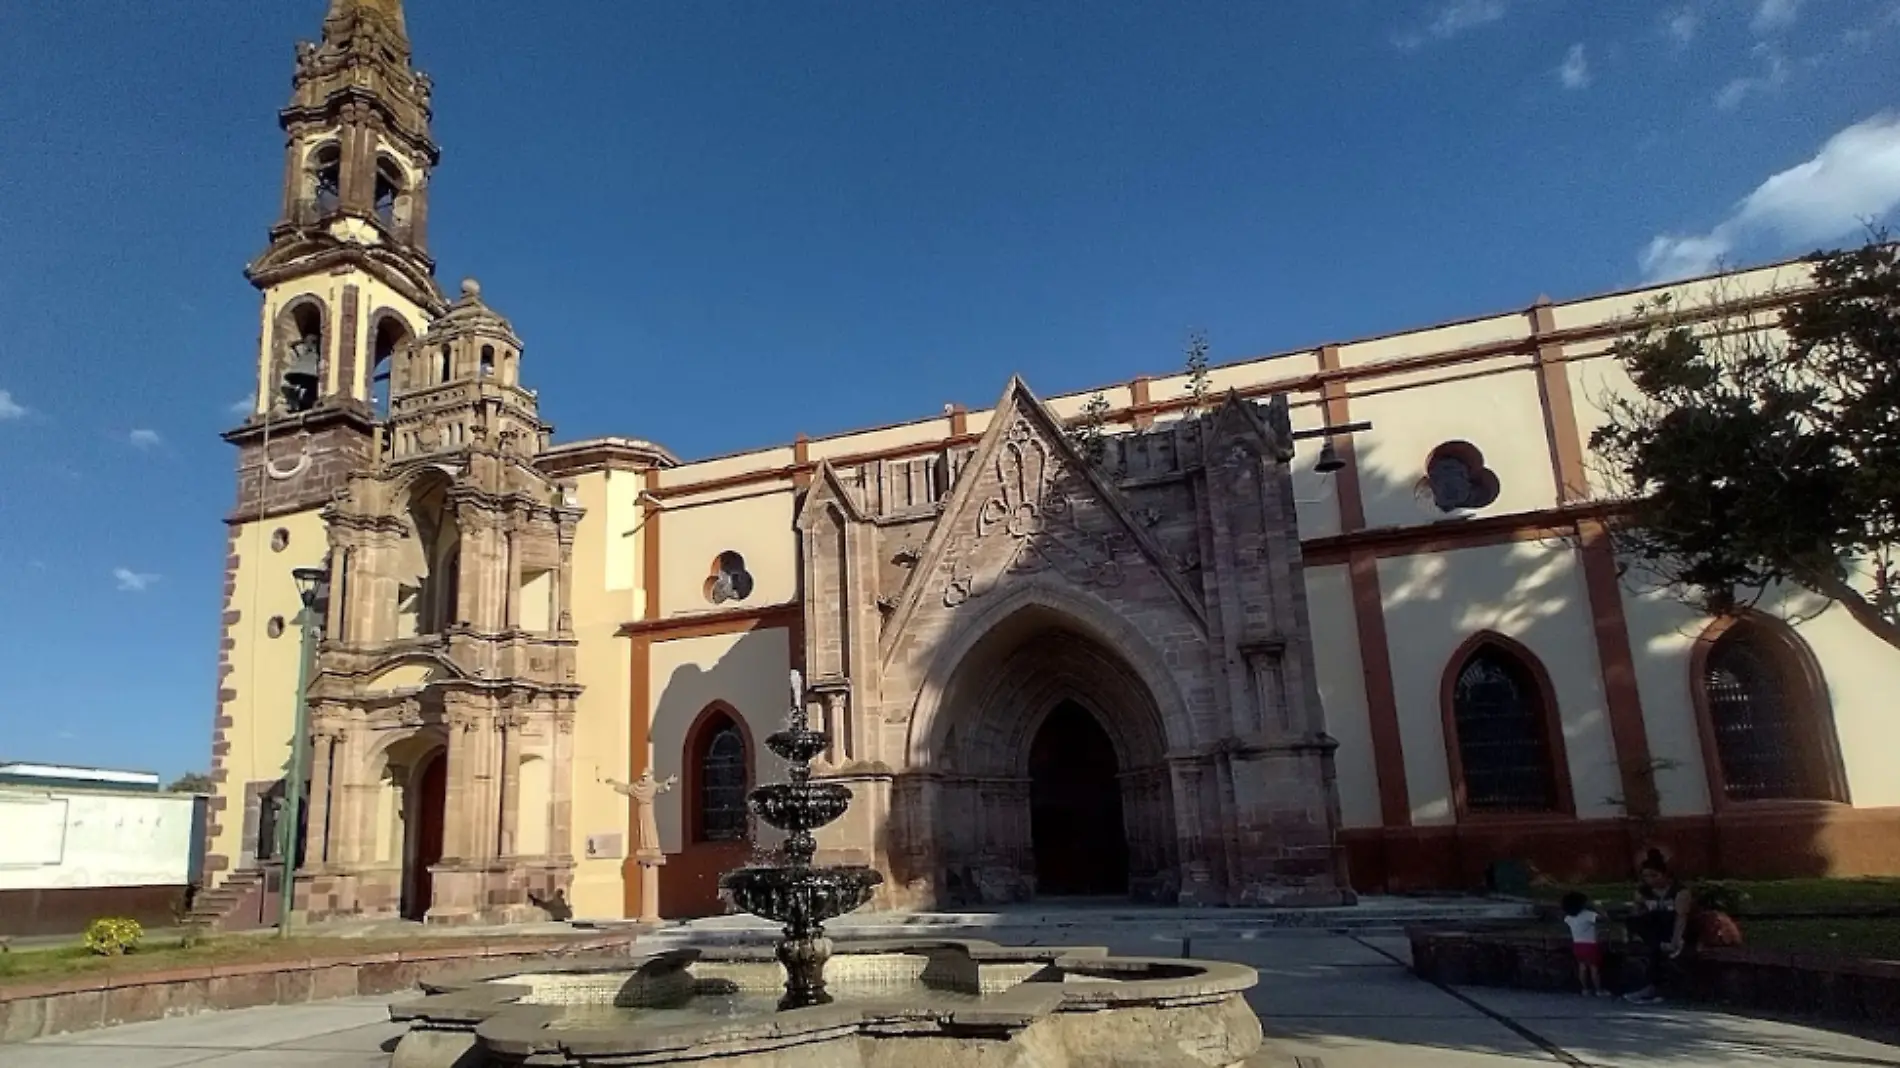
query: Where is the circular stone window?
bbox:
[270,528,291,552]
[267,616,286,639]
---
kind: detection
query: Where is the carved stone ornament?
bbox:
[943,418,1124,607]
[265,432,315,482]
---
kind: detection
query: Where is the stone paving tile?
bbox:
[188,1052,388,1068]
[1262,1015,1563,1066]
[44,1003,389,1049]
[1522,1014,1900,1068]
[0,1046,221,1068]
[268,1020,406,1053]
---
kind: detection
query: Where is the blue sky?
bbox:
[0,0,1896,779]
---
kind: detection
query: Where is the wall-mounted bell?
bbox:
[1314,436,1346,474]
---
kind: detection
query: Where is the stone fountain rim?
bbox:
[391,939,1257,1060]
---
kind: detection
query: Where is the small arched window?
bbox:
[480,345,496,377]
[374,157,405,229]
[689,709,749,843]
[1697,617,1846,805]
[1443,637,1569,816]
[370,314,411,417]
[438,344,453,384]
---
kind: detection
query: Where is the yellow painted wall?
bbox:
[208,509,331,876]
[1351,364,1555,530]
[646,628,793,854]
[1303,564,1381,828]
[655,490,799,618]
[1377,541,1624,826]
[563,468,641,918]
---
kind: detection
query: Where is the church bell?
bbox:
[280,336,322,410]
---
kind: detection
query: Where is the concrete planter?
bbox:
[1408,926,1900,1026]
[0,934,641,1044]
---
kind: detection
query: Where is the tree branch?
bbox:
[1794,566,1900,654]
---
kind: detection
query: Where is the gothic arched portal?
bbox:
[906,602,1179,906]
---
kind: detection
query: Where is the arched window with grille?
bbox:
[1693,616,1846,806]
[1440,634,1573,817]
[685,706,750,844]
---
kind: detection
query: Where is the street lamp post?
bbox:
[279,564,329,938]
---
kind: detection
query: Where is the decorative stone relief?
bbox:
[943,419,1124,607]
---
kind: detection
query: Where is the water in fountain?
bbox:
[717,671,884,1011]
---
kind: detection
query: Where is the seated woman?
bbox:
[1624,849,1695,1004]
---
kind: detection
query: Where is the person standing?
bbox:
[1561,891,1609,997]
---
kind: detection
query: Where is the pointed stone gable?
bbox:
[877,377,1208,667]
[795,460,870,529]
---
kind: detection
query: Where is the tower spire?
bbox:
[323,0,409,49]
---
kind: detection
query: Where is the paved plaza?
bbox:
[6,924,1897,1067]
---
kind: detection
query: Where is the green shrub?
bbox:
[1693,880,1751,915]
[82,917,144,956]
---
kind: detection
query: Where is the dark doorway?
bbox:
[403,750,447,921]
[1028,701,1129,896]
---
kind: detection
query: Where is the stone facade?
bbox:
[298,282,585,925]
[796,379,1349,908]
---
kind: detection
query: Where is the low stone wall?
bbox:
[1408,927,1900,1026]
[0,933,640,1044]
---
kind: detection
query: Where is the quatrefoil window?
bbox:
[704,551,755,605]
[1420,441,1500,513]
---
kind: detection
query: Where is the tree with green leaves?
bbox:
[167,772,216,794]
[1183,329,1212,414]
[1590,236,1900,652]
[1071,390,1112,468]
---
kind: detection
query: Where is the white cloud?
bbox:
[1752,0,1801,34]
[228,394,257,417]
[0,390,26,421]
[113,567,161,593]
[1639,112,1900,281]
[1715,44,1788,110]
[128,428,164,449]
[1556,43,1591,89]
[1665,8,1700,44]
[1394,0,1514,48]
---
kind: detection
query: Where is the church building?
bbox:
[203,0,1900,925]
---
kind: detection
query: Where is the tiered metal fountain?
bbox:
[716,671,885,1010]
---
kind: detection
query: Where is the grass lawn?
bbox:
[1741,917,1900,962]
[0,932,585,986]
[1529,877,1900,913]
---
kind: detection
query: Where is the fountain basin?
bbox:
[718,864,883,926]
[389,939,1262,1068]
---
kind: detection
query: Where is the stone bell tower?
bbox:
[202,0,446,898]
[300,280,584,925]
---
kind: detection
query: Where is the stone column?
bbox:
[441,702,479,861]
[324,544,349,640]
[333,722,376,868]
[504,526,522,631]
[303,724,337,868]
[497,712,523,857]
[550,710,575,857]
[552,533,573,635]
[1170,759,1215,905]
